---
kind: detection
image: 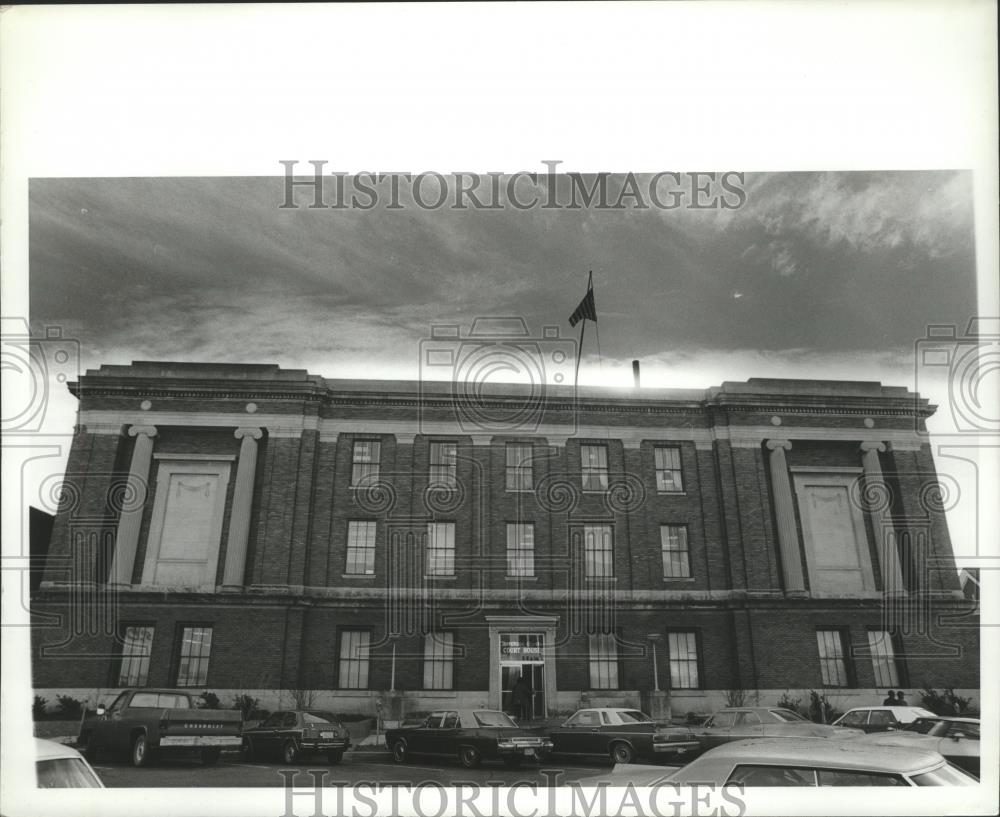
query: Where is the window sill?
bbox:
[424,574,457,580]
[342,573,377,580]
[505,575,538,581]
[662,576,696,582]
[656,491,686,496]
[585,576,618,583]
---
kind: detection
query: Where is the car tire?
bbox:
[458,746,482,769]
[502,755,524,769]
[201,748,221,766]
[242,739,255,761]
[610,742,635,765]
[327,750,344,765]
[131,733,152,768]
[391,739,408,764]
[282,740,299,765]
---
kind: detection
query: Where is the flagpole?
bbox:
[575,313,586,388]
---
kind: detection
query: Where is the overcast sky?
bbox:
[29,171,975,388]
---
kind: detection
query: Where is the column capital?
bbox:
[860,441,887,454]
[128,424,158,439]
[234,427,264,441]
[765,439,792,452]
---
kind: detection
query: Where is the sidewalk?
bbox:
[348,732,390,759]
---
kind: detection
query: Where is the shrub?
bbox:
[806,690,839,724]
[33,696,48,721]
[776,691,802,714]
[232,694,260,720]
[56,695,84,720]
[920,686,973,715]
[723,687,760,707]
[199,691,221,710]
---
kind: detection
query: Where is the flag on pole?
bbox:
[568,284,597,327]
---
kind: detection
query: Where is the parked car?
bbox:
[859,717,980,777]
[692,707,864,751]
[242,710,352,764]
[77,688,243,767]
[385,709,553,768]
[576,737,978,787]
[831,706,936,733]
[35,738,104,788]
[544,707,701,765]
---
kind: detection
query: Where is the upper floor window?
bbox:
[338,630,371,689]
[588,633,619,689]
[581,444,609,491]
[583,525,613,578]
[660,524,691,578]
[654,446,684,492]
[506,523,535,577]
[816,629,850,687]
[351,440,381,487]
[505,443,534,491]
[429,441,458,488]
[174,625,213,687]
[117,625,154,687]
[345,521,377,575]
[426,522,455,576]
[868,630,901,688]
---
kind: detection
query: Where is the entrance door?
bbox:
[499,634,546,720]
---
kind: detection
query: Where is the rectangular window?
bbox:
[868,630,900,687]
[117,625,154,687]
[654,446,684,492]
[429,441,458,488]
[581,444,609,491]
[423,632,455,690]
[338,630,371,689]
[660,525,691,578]
[583,525,613,578]
[505,443,534,491]
[345,521,377,575]
[817,629,850,687]
[426,522,455,576]
[588,633,619,689]
[668,631,699,689]
[175,626,213,687]
[506,523,535,577]
[351,440,381,487]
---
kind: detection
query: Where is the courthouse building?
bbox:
[31,362,979,716]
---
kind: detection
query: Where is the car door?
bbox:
[836,710,870,732]
[408,713,442,755]
[254,712,287,756]
[699,710,737,749]
[433,711,460,757]
[867,709,896,733]
[550,711,599,756]
[732,710,765,740]
[940,721,980,775]
[91,692,129,751]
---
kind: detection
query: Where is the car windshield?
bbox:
[36,758,102,788]
[769,708,808,722]
[618,710,653,723]
[473,711,517,728]
[911,763,978,786]
[303,712,337,724]
[905,719,944,735]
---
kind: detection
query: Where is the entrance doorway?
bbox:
[499,634,545,720]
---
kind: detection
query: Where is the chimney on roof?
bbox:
[632,360,641,388]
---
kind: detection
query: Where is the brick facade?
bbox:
[31,363,979,715]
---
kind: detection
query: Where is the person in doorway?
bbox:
[882,690,897,705]
[510,674,532,721]
[895,690,908,706]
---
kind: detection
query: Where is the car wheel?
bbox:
[610,742,635,765]
[458,746,482,769]
[282,740,299,765]
[201,748,221,766]
[391,739,408,764]
[131,733,152,767]
[242,739,255,761]
[502,755,524,768]
[327,750,344,765]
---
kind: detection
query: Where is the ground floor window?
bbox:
[816,629,850,687]
[868,630,901,687]
[667,631,699,689]
[174,625,212,687]
[117,625,154,686]
[339,630,371,689]
[588,633,619,689]
[423,632,454,690]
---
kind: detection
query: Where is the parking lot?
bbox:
[90,751,638,788]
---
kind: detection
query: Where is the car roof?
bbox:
[676,737,945,773]
[573,708,647,714]
[116,688,195,696]
[428,709,513,723]
[35,738,86,762]
[712,707,799,714]
[841,706,935,717]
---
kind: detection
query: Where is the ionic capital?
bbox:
[128,425,158,439]
[765,439,792,452]
[234,427,264,441]
[860,441,887,454]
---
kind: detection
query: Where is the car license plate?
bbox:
[523,748,534,757]
[320,732,334,738]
